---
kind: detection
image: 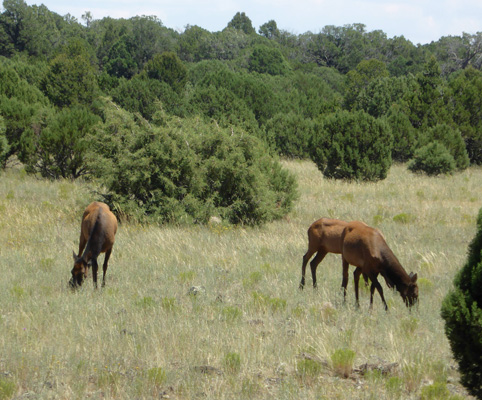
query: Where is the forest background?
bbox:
[1,0,482,223]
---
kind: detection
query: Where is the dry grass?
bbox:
[0,161,480,399]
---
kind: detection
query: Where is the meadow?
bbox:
[0,160,480,399]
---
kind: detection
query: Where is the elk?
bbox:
[70,202,118,289]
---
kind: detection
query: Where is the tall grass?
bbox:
[0,161,480,399]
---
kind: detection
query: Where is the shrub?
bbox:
[311,110,392,181]
[248,45,290,76]
[441,207,482,399]
[386,105,417,162]
[416,124,469,170]
[88,100,297,225]
[408,142,456,176]
[23,106,100,179]
[264,112,315,158]
[0,117,9,168]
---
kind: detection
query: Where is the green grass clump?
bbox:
[393,213,416,224]
[223,352,241,374]
[296,358,323,377]
[0,378,15,400]
[146,367,167,386]
[331,348,356,378]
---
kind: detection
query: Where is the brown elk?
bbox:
[341,221,418,310]
[70,202,118,289]
[299,218,369,289]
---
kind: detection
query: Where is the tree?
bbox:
[0,116,9,168]
[103,35,137,78]
[178,25,213,62]
[441,207,482,399]
[311,110,392,181]
[259,20,279,40]
[264,112,315,158]
[144,51,187,93]
[248,45,290,76]
[448,67,482,164]
[405,56,451,129]
[227,12,255,35]
[24,106,100,179]
[111,75,183,120]
[41,39,99,108]
[344,59,389,109]
[385,104,417,162]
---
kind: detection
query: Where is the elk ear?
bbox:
[72,251,77,261]
[409,272,418,283]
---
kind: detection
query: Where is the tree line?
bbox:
[1,0,482,223]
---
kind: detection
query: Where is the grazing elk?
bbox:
[341,221,418,310]
[70,202,118,289]
[299,218,369,289]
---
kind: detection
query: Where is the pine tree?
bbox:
[441,208,482,399]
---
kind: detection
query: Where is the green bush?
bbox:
[441,207,482,399]
[386,104,417,162]
[248,45,290,76]
[0,117,8,168]
[88,100,297,225]
[408,142,456,176]
[416,124,469,170]
[264,112,315,158]
[311,110,392,181]
[23,106,99,179]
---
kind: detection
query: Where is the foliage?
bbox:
[442,207,482,399]
[344,59,389,109]
[0,116,8,168]
[263,112,315,158]
[87,100,297,225]
[144,52,187,93]
[223,352,241,374]
[111,75,183,120]
[408,142,456,176]
[22,106,100,179]
[41,39,99,108]
[416,124,469,170]
[448,67,482,164]
[248,45,290,76]
[311,110,392,181]
[331,348,356,378]
[385,104,417,162]
[227,12,255,35]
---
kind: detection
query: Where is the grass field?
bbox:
[0,161,480,399]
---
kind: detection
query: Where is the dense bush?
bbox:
[87,100,297,225]
[416,124,469,170]
[441,207,482,399]
[23,106,100,179]
[311,110,392,181]
[0,116,8,168]
[248,45,290,76]
[385,105,417,162]
[263,112,315,158]
[408,142,456,176]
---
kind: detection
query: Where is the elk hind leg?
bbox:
[102,249,112,288]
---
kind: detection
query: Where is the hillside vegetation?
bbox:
[1,2,482,223]
[0,161,480,399]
